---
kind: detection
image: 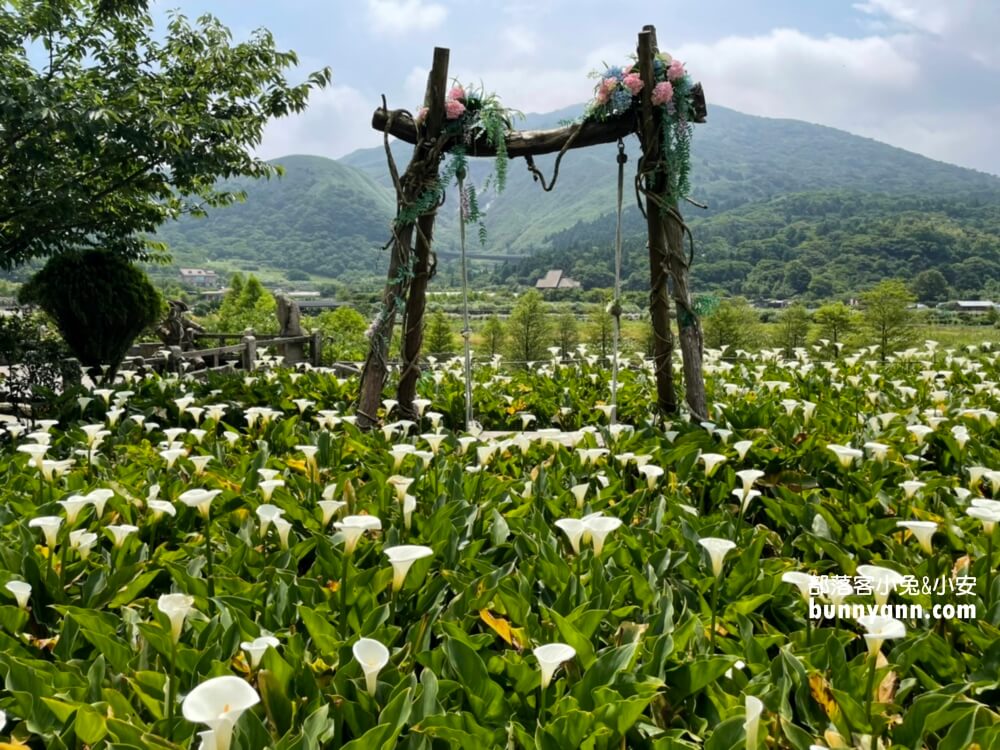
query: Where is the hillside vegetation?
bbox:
[154,105,1000,295]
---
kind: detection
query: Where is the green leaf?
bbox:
[74,703,108,745]
[546,608,596,669]
[298,605,340,657]
[259,668,293,736]
[108,569,162,608]
[663,656,734,703]
[443,637,507,723]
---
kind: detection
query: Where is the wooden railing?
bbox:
[125,329,324,377]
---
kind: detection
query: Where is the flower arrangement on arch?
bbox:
[409,81,521,238]
[585,52,696,204]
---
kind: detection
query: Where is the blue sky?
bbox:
[152,0,1000,175]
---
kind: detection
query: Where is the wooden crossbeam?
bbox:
[370,83,705,158]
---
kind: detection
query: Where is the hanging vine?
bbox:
[408,82,519,243]
[366,84,517,352]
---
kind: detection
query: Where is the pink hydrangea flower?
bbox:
[601,77,619,95]
[622,73,643,95]
[595,88,610,105]
[415,106,429,124]
[448,84,465,101]
[668,59,686,82]
[444,98,466,120]
[651,81,674,106]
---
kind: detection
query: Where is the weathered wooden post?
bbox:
[357,47,450,430]
[310,329,323,367]
[167,346,183,375]
[636,26,678,415]
[397,48,451,423]
[241,333,257,372]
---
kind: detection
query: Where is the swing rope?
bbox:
[610,139,627,425]
[456,166,474,430]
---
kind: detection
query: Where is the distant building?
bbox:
[296,299,342,314]
[535,269,581,290]
[942,300,997,314]
[179,268,219,287]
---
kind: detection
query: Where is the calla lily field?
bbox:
[1,342,1000,749]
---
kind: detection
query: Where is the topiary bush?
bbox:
[18,249,163,380]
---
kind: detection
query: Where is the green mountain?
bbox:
[154,105,1000,294]
[498,190,1000,299]
[154,154,396,280]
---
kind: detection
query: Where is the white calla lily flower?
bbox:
[28,516,62,548]
[241,635,280,669]
[384,545,433,591]
[896,520,937,554]
[69,529,98,559]
[318,500,346,527]
[698,537,736,577]
[273,517,292,549]
[148,500,177,520]
[87,488,115,518]
[735,469,764,498]
[733,440,753,460]
[533,642,576,689]
[827,444,862,468]
[781,571,816,602]
[158,593,195,643]
[554,518,585,554]
[106,524,139,548]
[581,513,623,555]
[58,496,90,524]
[857,614,906,655]
[181,676,260,750]
[352,637,390,696]
[638,464,664,489]
[699,453,727,477]
[179,489,223,518]
[255,504,284,538]
[5,580,31,609]
[334,515,382,554]
[744,694,764,749]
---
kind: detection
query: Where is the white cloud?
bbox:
[665,27,1000,173]
[257,84,383,160]
[856,0,1000,66]
[404,66,429,105]
[854,108,1000,175]
[367,0,447,36]
[454,43,625,115]
[855,0,951,33]
[674,28,918,124]
[501,26,542,56]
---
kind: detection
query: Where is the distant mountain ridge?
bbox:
[155,104,1000,291]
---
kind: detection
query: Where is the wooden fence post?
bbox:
[242,334,257,372]
[168,346,183,375]
[311,330,323,367]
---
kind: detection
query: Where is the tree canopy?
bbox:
[0,0,330,269]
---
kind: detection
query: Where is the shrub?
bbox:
[18,250,162,380]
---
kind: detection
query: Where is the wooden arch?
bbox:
[356,24,709,429]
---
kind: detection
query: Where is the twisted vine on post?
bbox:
[581,26,709,420]
[356,47,451,431]
[359,61,519,428]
